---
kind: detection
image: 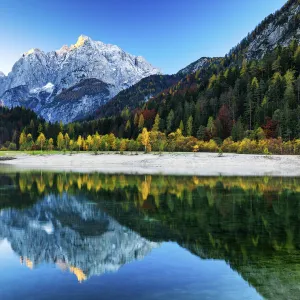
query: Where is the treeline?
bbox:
[6,124,300,155]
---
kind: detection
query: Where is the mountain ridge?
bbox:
[0,35,160,123]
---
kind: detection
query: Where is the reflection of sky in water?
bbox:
[0,240,261,300]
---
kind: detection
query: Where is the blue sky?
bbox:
[0,0,287,75]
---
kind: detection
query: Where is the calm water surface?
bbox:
[1,170,300,299]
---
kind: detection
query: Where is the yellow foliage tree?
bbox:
[57,132,64,150]
[77,135,82,151]
[141,128,150,152]
[37,132,46,151]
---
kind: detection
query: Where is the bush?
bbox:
[8,143,17,150]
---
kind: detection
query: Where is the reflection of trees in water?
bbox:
[1,172,300,298]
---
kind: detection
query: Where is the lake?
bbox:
[0,170,300,299]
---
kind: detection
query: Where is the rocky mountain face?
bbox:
[0,193,158,281]
[230,0,300,60]
[177,57,222,76]
[0,35,159,123]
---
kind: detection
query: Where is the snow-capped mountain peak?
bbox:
[56,45,70,55]
[0,35,160,123]
[71,34,93,49]
[23,48,43,56]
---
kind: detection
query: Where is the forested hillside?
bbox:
[143,42,300,141]
[92,74,180,119]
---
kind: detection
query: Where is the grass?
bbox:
[0,150,69,156]
[0,150,145,156]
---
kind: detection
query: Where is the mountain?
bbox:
[229,0,300,61]
[177,57,222,76]
[0,35,159,123]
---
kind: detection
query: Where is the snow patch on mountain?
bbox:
[30,82,55,94]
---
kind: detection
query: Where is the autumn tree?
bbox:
[64,133,70,150]
[141,128,150,152]
[19,131,26,150]
[108,133,116,150]
[76,135,82,151]
[37,132,46,151]
[57,132,64,151]
[48,138,54,151]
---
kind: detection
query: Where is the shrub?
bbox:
[8,143,17,150]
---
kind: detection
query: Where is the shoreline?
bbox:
[0,152,300,177]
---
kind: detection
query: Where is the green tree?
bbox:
[207,117,216,138]
[167,110,174,132]
[153,114,160,132]
[179,120,184,132]
[197,125,206,140]
[186,116,193,136]
[138,114,145,131]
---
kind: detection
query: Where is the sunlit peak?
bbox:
[23,48,41,56]
[74,35,90,48]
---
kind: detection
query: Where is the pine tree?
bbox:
[197,125,206,140]
[153,114,160,131]
[138,114,145,131]
[186,116,193,136]
[179,120,184,132]
[207,117,216,139]
[167,110,174,132]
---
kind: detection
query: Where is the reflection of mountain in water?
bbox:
[0,193,158,281]
[2,172,300,299]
